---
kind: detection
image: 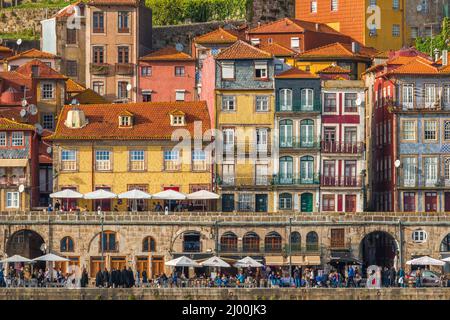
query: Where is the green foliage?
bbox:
[0,28,37,40]
[0,0,69,10]
[146,0,247,25]
[415,17,450,56]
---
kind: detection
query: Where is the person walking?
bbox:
[102,268,109,288]
[389,267,397,287]
[142,270,148,286]
[415,268,422,288]
[346,265,355,287]
[80,268,89,288]
[95,269,103,287]
[398,267,405,288]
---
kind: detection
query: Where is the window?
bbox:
[279,156,293,184]
[141,66,152,76]
[0,132,6,146]
[324,93,336,112]
[279,193,292,210]
[445,121,450,140]
[93,12,104,33]
[171,115,184,125]
[142,90,152,102]
[424,157,438,185]
[238,194,254,212]
[412,230,427,243]
[331,229,345,248]
[164,150,180,171]
[118,46,129,64]
[66,60,78,77]
[290,232,301,251]
[61,149,76,171]
[331,0,338,11]
[410,27,419,39]
[221,164,235,185]
[300,156,314,183]
[301,88,314,110]
[118,11,130,33]
[265,232,282,252]
[6,192,19,208]
[402,84,414,109]
[119,116,132,127]
[175,66,185,77]
[444,85,450,106]
[255,164,268,185]
[118,81,129,99]
[445,158,450,180]
[175,90,185,101]
[100,231,117,252]
[92,46,104,64]
[279,120,293,148]
[11,132,23,146]
[42,113,54,130]
[66,28,77,44]
[222,96,236,111]
[300,119,314,147]
[279,89,293,111]
[425,84,437,108]
[95,150,111,171]
[322,194,335,211]
[392,24,400,37]
[344,93,358,112]
[192,150,207,171]
[256,128,268,152]
[275,64,283,72]
[220,232,237,252]
[392,0,399,9]
[142,236,156,252]
[250,38,260,46]
[291,37,300,51]
[255,61,268,79]
[306,231,318,251]
[402,120,416,141]
[42,83,54,99]
[310,1,317,13]
[403,157,416,187]
[93,81,104,96]
[242,232,259,252]
[256,96,269,112]
[221,62,234,79]
[60,237,74,252]
[129,150,145,171]
[424,120,437,140]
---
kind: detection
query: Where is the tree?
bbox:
[415,17,450,56]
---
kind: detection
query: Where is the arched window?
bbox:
[279,156,293,184]
[306,231,319,251]
[279,120,293,148]
[220,232,237,252]
[441,233,450,252]
[279,89,293,111]
[265,231,282,252]
[300,156,314,184]
[301,88,314,110]
[279,193,292,210]
[290,232,301,251]
[99,231,117,252]
[60,236,74,252]
[300,119,314,147]
[183,231,201,252]
[243,232,260,252]
[142,236,156,252]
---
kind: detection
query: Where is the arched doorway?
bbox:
[6,229,45,259]
[360,231,397,268]
[301,193,313,212]
[440,233,450,273]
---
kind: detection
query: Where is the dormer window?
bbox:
[119,111,133,128]
[170,111,186,126]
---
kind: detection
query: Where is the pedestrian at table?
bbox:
[135,269,141,287]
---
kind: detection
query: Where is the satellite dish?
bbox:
[126,84,132,91]
[40,243,47,253]
[20,109,27,118]
[34,123,43,135]
[394,159,401,168]
[28,104,37,116]
[416,4,422,12]
[18,184,25,193]
[21,99,28,107]
[46,146,52,154]
[16,39,22,46]
[175,43,184,52]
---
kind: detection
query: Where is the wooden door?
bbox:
[151,257,164,278]
[445,193,450,212]
[403,192,415,212]
[425,192,437,212]
[136,257,149,275]
[90,257,103,278]
[301,193,313,212]
[111,256,126,271]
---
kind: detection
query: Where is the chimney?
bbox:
[352,42,360,54]
[443,50,448,66]
[64,108,89,129]
[315,23,319,31]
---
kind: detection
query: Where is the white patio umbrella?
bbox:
[1,255,33,263]
[442,257,450,262]
[406,256,446,266]
[50,189,83,211]
[165,256,200,267]
[187,190,220,211]
[118,189,152,212]
[200,256,231,268]
[152,189,187,200]
[84,189,117,211]
[33,253,69,262]
[234,256,263,268]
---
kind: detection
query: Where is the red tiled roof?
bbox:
[72,89,108,104]
[216,40,272,60]
[318,65,351,74]
[15,59,67,80]
[46,101,211,141]
[5,48,59,62]
[386,57,446,75]
[259,42,297,57]
[194,27,240,45]
[139,47,194,61]
[0,117,35,130]
[275,67,319,79]
[297,42,378,60]
[54,1,84,18]
[87,0,140,6]
[248,18,346,36]
[66,79,85,93]
[0,45,13,53]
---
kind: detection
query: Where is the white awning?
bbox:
[118,189,152,199]
[84,189,117,200]
[0,159,28,167]
[152,189,187,200]
[187,190,220,200]
[406,256,445,266]
[33,253,69,262]
[165,256,200,267]
[50,189,83,199]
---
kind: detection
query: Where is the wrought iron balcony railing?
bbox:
[271,174,320,186]
[321,141,365,154]
[321,176,362,187]
[276,98,321,113]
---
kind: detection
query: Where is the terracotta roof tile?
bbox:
[386,57,446,75]
[248,18,346,36]
[72,89,108,104]
[54,1,84,18]
[275,67,319,79]
[259,42,296,57]
[297,42,378,60]
[87,0,140,6]
[15,59,67,80]
[0,45,13,53]
[139,47,194,61]
[0,117,35,130]
[194,27,240,45]
[46,101,211,141]
[216,40,272,60]
[66,79,86,93]
[318,65,351,74]
[5,48,59,62]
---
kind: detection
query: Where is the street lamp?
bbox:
[98,208,104,270]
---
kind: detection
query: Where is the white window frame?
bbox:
[95,150,112,171]
[129,150,145,171]
[301,88,314,110]
[424,84,437,108]
[254,61,268,79]
[6,191,19,208]
[175,90,186,101]
[290,37,300,51]
[424,157,438,186]
[279,89,293,111]
[412,230,427,243]
[402,84,414,109]
[402,120,416,141]
[424,120,437,141]
[0,132,6,146]
[331,0,338,11]
[11,132,23,146]
[222,96,236,111]
[256,95,269,112]
[61,149,77,171]
[403,157,416,187]
[221,62,235,80]
[41,82,54,100]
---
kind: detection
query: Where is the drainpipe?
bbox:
[398,219,404,269]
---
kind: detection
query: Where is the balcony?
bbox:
[399,177,450,189]
[276,98,321,113]
[388,97,450,112]
[222,142,272,156]
[90,63,110,76]
[115,63,135,76]
[321,176,362,187]
[164,160,181,171]
[280,138,321,150]
[0,176,28,187]
[217,176,272,187]
[272,174,320,186]
[321,141,364,154]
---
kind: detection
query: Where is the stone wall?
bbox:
[248,0,295,26]
[0,288,449,300]
[0,7,59,35]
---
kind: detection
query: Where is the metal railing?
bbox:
[90,63,110,76]
[321,141,365,154]
[280,138,321,149]
[388,97,450,112]
[272,174,321,186]
[276,98,321,113]
[321,176,362,187]
[115,63,135,76]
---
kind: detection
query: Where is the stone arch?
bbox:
[87,229,123,254]
[169,227,208,254]
[436,230,450,253]
[6,229,45,259]
[142,236,156,252]
[359,230,398,269]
